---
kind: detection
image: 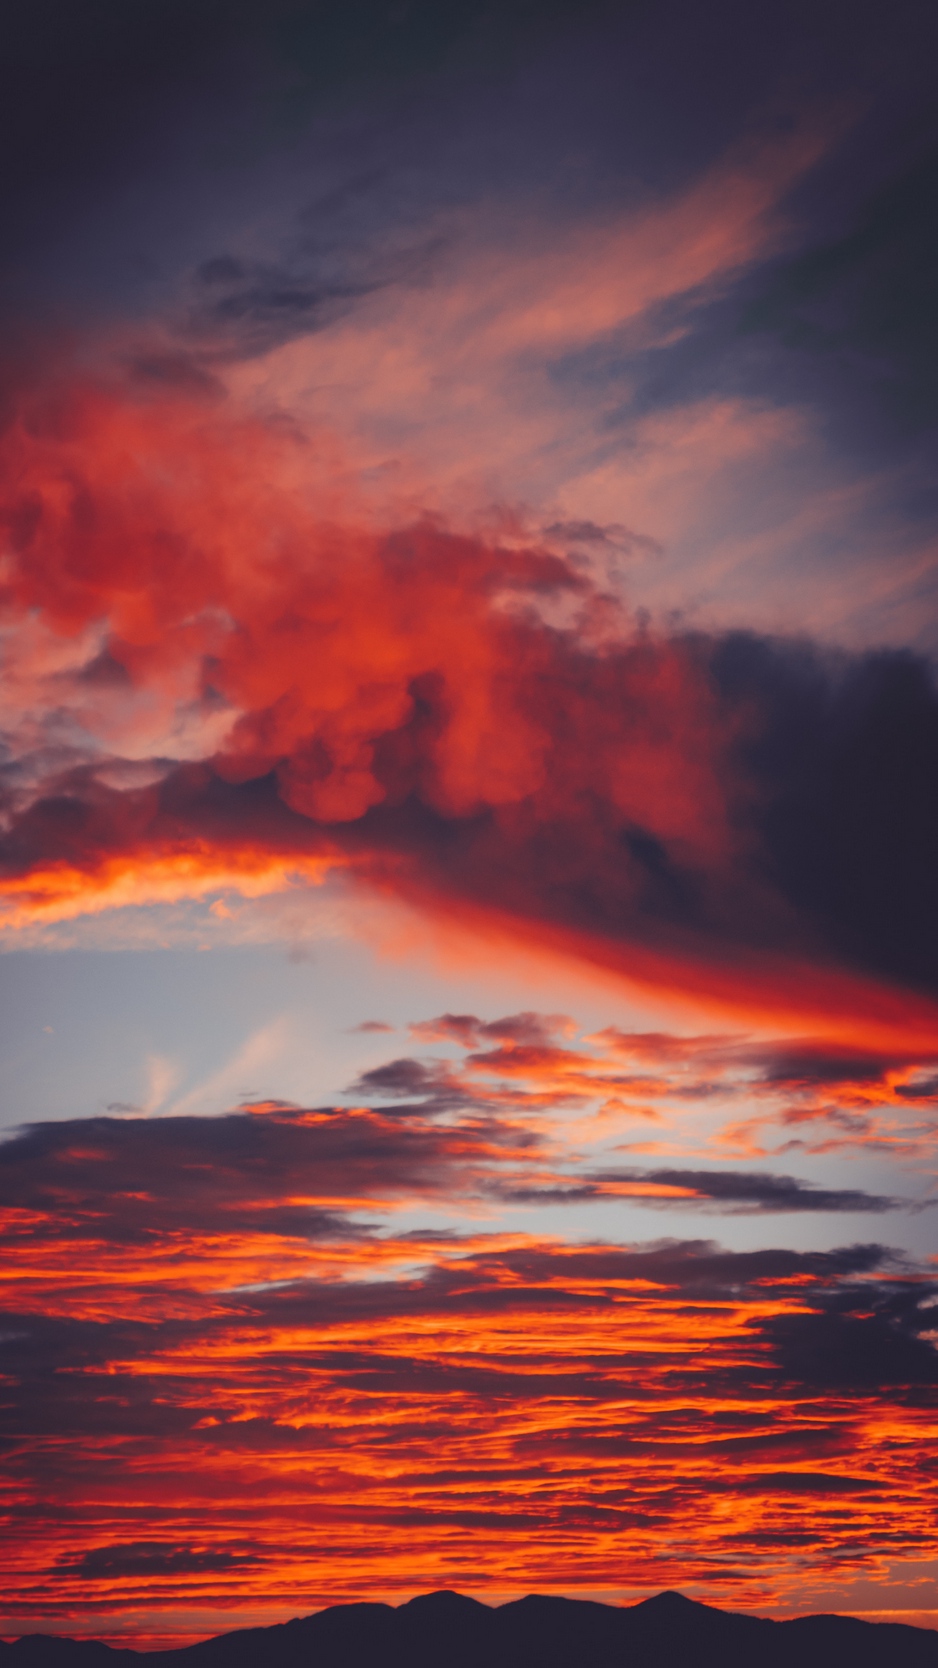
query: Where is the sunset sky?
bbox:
[1,0,937,1648]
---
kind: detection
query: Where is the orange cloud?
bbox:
[2,1118,935,1639]
[1,991,933,1643]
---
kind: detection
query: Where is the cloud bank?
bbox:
[2,0,938,1643]
[2,1091,936,1631]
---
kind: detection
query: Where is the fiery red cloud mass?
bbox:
[2,370,937,1048]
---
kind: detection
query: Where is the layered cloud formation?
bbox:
[3,1085,937,1634]
[3,1010,937,1635]
[1,0,937,1645]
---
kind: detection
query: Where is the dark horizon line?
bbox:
[3,1585,937,1656]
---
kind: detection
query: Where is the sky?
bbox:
[1,0,937,1647]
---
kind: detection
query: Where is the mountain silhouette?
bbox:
[3,1590,936,1668]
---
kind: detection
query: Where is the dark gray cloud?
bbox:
[410,1012,570,1048]
[752,1046,902,1088]
[0,1103,511,1244]
[502,1167,906,1214]
[742,149,938,434]
[349,1056,471,1110]
[59,1544,256,1579]
[711,638,938,994]
[182,254,409,359]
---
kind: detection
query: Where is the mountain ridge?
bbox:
[3,1588,937,1666]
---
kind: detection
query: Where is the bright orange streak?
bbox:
[0,853,335,929]
[2,1213,935,1640]
[383,887,938,1056]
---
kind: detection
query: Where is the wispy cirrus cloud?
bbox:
[495,1167,905,1215]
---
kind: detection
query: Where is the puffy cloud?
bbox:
[342,1014,938,1170]
[1,370,937,1046]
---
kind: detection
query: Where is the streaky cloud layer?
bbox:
[2,1086,936,1634]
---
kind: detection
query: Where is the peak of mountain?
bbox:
[400,1591,491,1613]
[634,1589,713,1612]
[3,1590,936,1668]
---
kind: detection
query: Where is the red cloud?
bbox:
[2,369,938,1051]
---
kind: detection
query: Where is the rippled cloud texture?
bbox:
[3,1051,937,1633]
[1,0,937,1645]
